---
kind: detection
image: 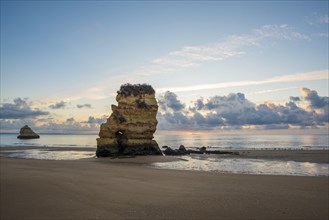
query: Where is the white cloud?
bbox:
[169,44,246,62]
[254,24,310,41]
[153,24,310,70]
[156,70,328,93]
[245,87,300,96]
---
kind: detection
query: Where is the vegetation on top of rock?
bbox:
[118,83,155,96]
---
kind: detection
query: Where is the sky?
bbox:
[0,1,328,134]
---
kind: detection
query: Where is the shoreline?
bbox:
[1,145,328,163]
[1,157,328,220]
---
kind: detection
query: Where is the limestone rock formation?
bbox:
[17,125,40,139]
[96,84,162,157]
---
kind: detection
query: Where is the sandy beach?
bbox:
[1,155,328,220]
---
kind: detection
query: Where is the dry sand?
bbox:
[1,156,328,220]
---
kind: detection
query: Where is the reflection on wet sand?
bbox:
[152,154,329,176]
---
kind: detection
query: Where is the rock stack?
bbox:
[17,125,40,139]
[96,84,162,157]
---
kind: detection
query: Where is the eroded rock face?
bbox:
[17,125,40,139]
[96,84,162,157]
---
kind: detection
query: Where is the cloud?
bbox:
[83,116,108,124]
[301,88,329,123]
[49,101,67,109]
[158,91,185,112]
[258,124,290,130]
[301,88,329,109]
[35,117,98,134]
[0,97,106,133]
[246,87,299,96]
[289,96,301,102]
[193,93,254,111]
[0,118,39,133]
[77,104,92,109]
[168,42,246,62]
[157,88,328,130]
[153,24,310,69]
[157,70,328,93]
[33,116,107,134]
[0,98,49,119]
[60,23,319,103]
[254,24,310,41]
[66,117,75,123]
[29,115,109,134]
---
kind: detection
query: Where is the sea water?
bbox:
[1,133,328,176]
[0,133,97,160]
[0,133,98,148]
[1,133,328,150]
[155,134,329,150]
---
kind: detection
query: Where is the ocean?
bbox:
[1,133,328,150]
[1,133,328,176]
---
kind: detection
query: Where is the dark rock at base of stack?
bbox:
[17,125,40,139]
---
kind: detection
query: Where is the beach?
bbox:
[1,154,328,220]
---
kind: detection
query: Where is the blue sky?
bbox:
[1,1,328,134]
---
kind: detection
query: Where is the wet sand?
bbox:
[1,156,328,220]
[232,149,329,163]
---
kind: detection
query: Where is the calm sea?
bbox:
[1,133,328,176]
[0,133,328,150]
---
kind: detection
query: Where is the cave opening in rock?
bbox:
[116,130,127,155]
[116,130,124,136]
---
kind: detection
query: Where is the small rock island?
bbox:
[96,84,162,157]
[17,125,40,139]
